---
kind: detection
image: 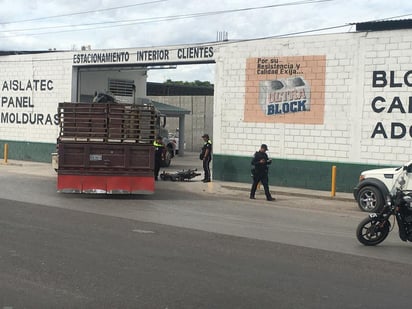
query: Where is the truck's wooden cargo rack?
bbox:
[58,102,158,143]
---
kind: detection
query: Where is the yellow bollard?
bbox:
[331,165,336,197]
[4,143,8,164]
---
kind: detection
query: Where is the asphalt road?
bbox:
[2,197,412,309]
[1,164,412,308]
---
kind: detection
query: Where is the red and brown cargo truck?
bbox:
[55,102,159,194]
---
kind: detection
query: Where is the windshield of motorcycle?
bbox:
[390,167,409,195]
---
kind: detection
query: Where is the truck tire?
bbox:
[357,186,384,212]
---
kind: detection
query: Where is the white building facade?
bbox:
[1,25,411,192]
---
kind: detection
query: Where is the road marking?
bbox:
[132,229,155,234]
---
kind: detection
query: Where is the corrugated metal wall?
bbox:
[148,96,213,152]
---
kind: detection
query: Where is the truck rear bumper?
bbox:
[57,175,155,194]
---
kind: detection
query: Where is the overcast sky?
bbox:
[1,0,411,82]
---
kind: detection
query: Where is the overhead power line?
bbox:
[0,0,167,25]
[0,0,334,37]
[0,12,409,65]
[3,0,409,48]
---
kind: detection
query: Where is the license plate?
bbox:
[89,154,103,161]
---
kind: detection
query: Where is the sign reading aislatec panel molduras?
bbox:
[0,79,58,126]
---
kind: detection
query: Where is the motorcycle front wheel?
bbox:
[356,217,390,246]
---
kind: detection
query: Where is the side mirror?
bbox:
[407,164,412,173]
[404,195,412,203]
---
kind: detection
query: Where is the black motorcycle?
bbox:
[356,168,412,246]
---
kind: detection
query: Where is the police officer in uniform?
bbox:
[250,144,274,201]
[200,134,212,183]
[153,136,164,181]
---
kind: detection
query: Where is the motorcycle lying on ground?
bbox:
[356,164,412,246]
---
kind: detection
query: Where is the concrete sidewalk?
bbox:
[0,152,354,202]
[167,152,353,201]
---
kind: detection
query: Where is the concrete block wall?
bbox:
[0,53,72,144]
[0,49,214,161]
[213,29,412,166]
[1,29,411,175]
[361,31,412,164]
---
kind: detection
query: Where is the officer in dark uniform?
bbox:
[200,134,212,183]
[153,136,164,181]
[250,144,274,201]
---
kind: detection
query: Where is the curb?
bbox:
[220,185,354,202]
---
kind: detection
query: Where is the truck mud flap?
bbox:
[57,175,155,194]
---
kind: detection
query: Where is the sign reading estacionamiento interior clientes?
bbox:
[72,46,214,65]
